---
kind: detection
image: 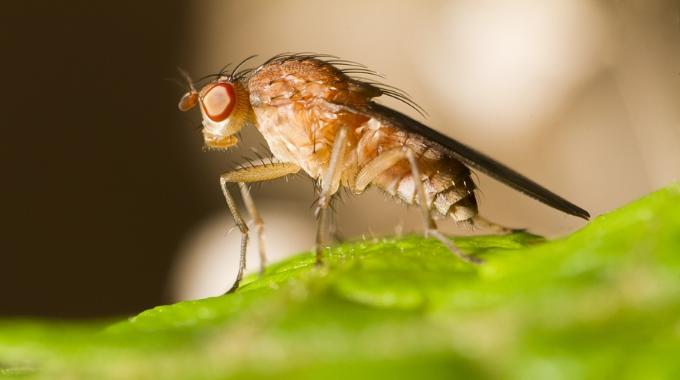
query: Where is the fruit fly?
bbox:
[178,53,590,292]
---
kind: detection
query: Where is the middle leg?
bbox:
[315,126,349,265]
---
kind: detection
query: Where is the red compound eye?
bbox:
[202,83,236,122]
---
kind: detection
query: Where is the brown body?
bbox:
[247,58,478,222]
[178,53,589,292]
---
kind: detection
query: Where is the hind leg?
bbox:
[404,149,482,265]
[472,216,521,234]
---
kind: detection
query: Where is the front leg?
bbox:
[219,161,300,293]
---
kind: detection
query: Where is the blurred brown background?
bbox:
[2,1,678,318]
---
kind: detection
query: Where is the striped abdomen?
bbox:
[350,118,478,222]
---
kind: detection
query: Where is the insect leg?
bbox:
[353,148,406,193]
[219,179,249,294]
[238,182,267,274]
[404,149,482,265]
[316,126,349,265]
[219,162,300,293]
[471,215,518,234]
[327,207,345,243]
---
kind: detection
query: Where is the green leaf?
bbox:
[2,184,680,380]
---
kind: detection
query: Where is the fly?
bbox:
[177,53,590,292]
